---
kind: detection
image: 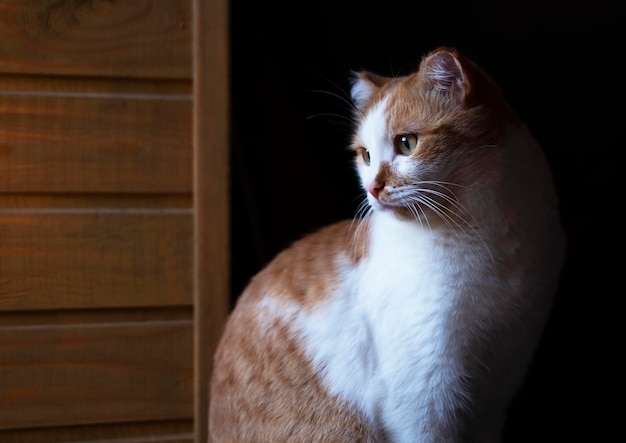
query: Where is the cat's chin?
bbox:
[371,201,420,222]
[372,201,448,226]
[368,199,394,214]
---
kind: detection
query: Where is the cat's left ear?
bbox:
[419,47,467,102]
[350,71,391,109]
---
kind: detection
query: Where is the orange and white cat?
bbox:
[209,47,565,442]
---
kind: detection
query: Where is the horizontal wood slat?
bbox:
[0,420,193,443]
[0,211,193,311]
[0,0,191,79]
[0,194,193,210]
[0,319,193,429]
[0,83,192,193]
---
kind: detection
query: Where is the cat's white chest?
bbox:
[298,213,479,441]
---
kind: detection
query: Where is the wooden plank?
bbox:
[193,0,230,441]
[0,0,191,79]
[0,318,193,429]
[0,306,193,327]
[0,76,192,95]
[0,420,193,443]
[0,80,192,193]
[0,211,193,311]
[0,194,192,210]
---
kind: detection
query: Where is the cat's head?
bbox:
[350,47,518,223]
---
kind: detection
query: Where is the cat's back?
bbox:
[209,220,375,443]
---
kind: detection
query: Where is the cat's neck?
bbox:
[367,209,487,258]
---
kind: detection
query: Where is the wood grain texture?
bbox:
[0,210,193,310]
[0,0,191,79]
[193,0,230,441]
[0,317,193,429]
[0,420,193,443]
[0,78,192,193]
[0,194,192,210]
[0,306,193,327]
[0,0,230,440]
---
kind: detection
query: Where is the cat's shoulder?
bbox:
[270,219,367,267]
[240,219,368,309]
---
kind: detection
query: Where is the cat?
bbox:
[209,46,566,442]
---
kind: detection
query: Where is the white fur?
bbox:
[357,99,394,166]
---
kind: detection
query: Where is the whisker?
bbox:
[409,195,462,235]
[408,181,473,222]
[408,201,429,232]
[349,196,373,259]
[415,180,469,190]
[418,188,468,218]
[407,189,495,264]
[307,88,357,114]
[304,113,355,129]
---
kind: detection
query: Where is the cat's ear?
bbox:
[419,47,467,101]
[350,71,391,109]
[420,47,504,109]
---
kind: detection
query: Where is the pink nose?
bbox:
[367,182,383,199]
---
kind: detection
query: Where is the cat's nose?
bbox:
[367,182,384,200]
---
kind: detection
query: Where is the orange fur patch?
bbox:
[209,220,376,441]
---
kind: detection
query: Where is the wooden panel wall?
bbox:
[192,0,229,441]
[0,0,229,441]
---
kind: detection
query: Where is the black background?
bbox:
[229,1,623,440]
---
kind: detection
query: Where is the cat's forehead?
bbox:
[358,76,433,137]
[357,97,390,147]
[356,74,415,114]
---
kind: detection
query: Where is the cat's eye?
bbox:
[395,134,418,155]
[359,147,371,165]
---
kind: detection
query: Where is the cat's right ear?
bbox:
[350,71,390,109]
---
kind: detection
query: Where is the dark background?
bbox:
[229,1,623,441]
